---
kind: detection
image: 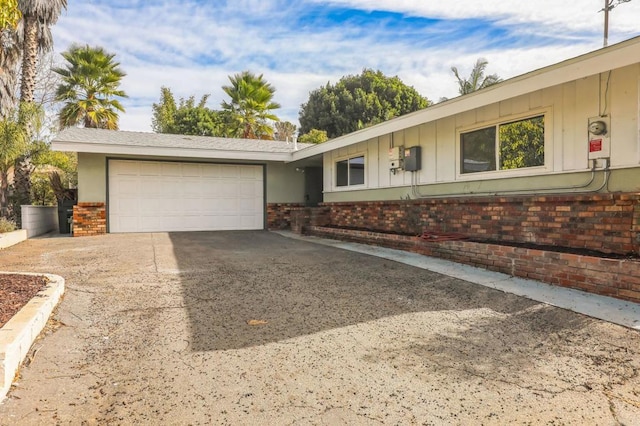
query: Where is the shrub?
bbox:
[0,217,17,233]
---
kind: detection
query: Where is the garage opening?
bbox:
[108,160,264,233]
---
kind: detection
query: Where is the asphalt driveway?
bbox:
[0,231,639,424]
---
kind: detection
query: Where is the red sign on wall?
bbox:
[589,139,602,153]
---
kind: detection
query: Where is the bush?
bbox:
[0,217,17,233]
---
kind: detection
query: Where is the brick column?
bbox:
[72,202,106,237]
[291,207,330,234]
[267,203,305,230]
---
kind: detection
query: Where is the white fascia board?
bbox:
[291,37,640,162]
[51,141,293,162]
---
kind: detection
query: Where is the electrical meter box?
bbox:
[404,146,422,171]
[587,116,611,160]
[388,146,404,170]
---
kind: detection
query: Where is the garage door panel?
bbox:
[139,198,163,214]
[202,166,221,178]
[109,160,264,233]
[240,166,261,179]
[182,163,202,177]
[182,178,203,196]
[160,163,183,176]
[112,161,140,175]
[220,165,241,178]
[139,162,161,176]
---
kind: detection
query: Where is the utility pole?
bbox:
[603,0,632,47]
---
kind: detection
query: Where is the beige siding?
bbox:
[265,162,305,203]
[323,64,640,201]
[610,64,639,166]
[78,152,107,202]
[77,153,304,204]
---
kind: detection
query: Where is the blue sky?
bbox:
[51,0,640,133]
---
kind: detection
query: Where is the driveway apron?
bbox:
[0,231,639,425]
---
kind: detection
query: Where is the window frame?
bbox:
[334,154,366,189]
[456,109,551,179]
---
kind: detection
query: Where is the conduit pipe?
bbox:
[409,158,610,199]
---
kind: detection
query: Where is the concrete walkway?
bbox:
[277,231,640,330]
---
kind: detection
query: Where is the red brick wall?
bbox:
[267,203,305,230]
[291,207,331,234]
[324,193,640,256]
[72,203,106,237]
[308,226,640,304]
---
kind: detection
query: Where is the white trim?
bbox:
[334,153,366,191]
[52,141,292,162]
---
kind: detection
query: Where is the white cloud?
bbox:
[50,0,639,133]
[311,0,640,35]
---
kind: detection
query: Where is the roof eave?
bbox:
[52,141,294,162]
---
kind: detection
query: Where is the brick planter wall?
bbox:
[324,193,640,256]
[308,226,640,304]
[72,203,106,237]
[267,203,305,230]
[291,207,331,234]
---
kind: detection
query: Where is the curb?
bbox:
[0,230,27,250]
[0,272,65,402]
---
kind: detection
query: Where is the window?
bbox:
[461,115,545,174]
[336,155,365,187]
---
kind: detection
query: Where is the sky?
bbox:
[51,0,640,133]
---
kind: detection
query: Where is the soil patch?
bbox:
[0,274,49,328]
[470,238,639,260]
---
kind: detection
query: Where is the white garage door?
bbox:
[108,160,264,233]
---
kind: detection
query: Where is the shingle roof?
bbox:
[54,127,312,154]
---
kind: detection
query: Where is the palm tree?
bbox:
[0,27,21,118]
[274,121,297,141]
[451,58,502,95]
[53,44,127,129]
[18,0,67,103]
[221,71,280,139]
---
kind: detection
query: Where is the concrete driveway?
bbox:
[0,231,639,425]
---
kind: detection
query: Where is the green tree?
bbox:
[54,44,127,129]
[299,69,430,139]
[499,116,544,170]
[18,0,67,104]
[298,128,328,144]
[152,87,230,136]
[221,71,280,139]
[30,149,76,206]
[171,98,223,136]
[274,121,297,142]
[0,102,40,219]
[151,86,177,133]
[451,58,501,95]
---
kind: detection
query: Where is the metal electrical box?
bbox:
[404,146,422,171]
[587,116,611,160]
[389,146,404,170]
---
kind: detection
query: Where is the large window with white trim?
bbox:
[336,155,365,187]
[461,115,545,174]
